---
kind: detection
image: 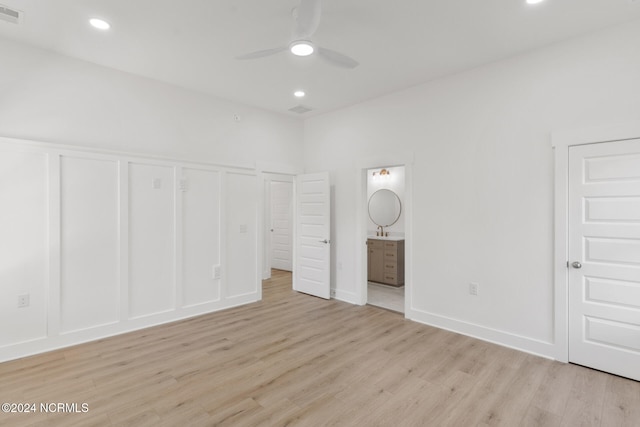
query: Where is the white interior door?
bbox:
[568,139,640,381]
[270,180,293,271]
[294,172,330,299]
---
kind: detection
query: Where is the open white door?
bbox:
[568,139,640,381]
[294,172,330,299]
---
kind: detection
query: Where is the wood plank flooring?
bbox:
[1,269,639,426]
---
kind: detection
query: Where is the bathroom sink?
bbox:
[367,235,405,241]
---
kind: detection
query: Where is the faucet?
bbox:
[377,225,384,236]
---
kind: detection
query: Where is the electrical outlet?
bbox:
[469,282,479,296]
[18,294,30,308]
[213,265,221,280]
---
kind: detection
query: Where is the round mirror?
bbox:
[368,189,401,227]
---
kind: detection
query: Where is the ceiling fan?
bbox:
[236,0,359,69]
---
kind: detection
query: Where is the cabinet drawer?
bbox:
[368,239,384,249]
[384,251,397,260]
[383,273,398,284]
[384,262,397,273]
[383,241,397,249]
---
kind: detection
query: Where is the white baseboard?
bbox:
[406,307,557,361]
[332,288,359,305]
[0,295,259,364]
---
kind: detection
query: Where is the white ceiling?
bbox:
[1,0,639,118]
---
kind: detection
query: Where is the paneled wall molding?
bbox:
[0,136,256,172]
[0,137,260,363]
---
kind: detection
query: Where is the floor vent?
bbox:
[288,105,313,114]
[0,4,22,24]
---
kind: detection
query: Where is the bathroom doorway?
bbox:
[366,166,405,313]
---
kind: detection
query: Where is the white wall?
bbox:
[0,149,48,347]
[0,139,261,362]
[4,18,640,361]
[0,37,296,361]
[60,155,120,332]
[303,19,640,358]
[0,38,303,169]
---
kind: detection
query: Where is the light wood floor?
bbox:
[1,270,639,427]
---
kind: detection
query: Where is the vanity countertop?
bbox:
[367,235,405,241]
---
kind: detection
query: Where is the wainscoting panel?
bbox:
[182,167,221,307]
[60,155,120,333]
[226,172,259,298]
[0,148,48,347]
[129,162,176,319]
[0,137,260,363]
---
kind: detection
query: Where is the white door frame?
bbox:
[552,121,640,362]
[355,153,414,315]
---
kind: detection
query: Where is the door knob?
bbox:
[571,261,582,269]
[319,239,330,244]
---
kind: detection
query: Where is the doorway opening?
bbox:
[263,174,293,281]
[262,269,294,303]
[365,166,405,313]
[263,171,331,300]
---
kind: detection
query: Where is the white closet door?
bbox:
[568,139,640,381]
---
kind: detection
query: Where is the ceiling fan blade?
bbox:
[317,47,359,69]
[236,46,287,60]
[293,0,322,39]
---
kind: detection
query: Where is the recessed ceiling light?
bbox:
[290,41,314,57]
[89,18,110,30]
[294,90,306,98]
[526,0,545,4]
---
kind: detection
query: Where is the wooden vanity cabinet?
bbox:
[367,238,404,286]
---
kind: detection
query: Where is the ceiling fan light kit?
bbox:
[237,0,358,69]
[290,40,314,56]
[89,18,110,30]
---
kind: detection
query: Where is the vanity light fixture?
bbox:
[294,90,306,98]
[372,168,391,180]
[89,18,111,30]
[526,0,545,4]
